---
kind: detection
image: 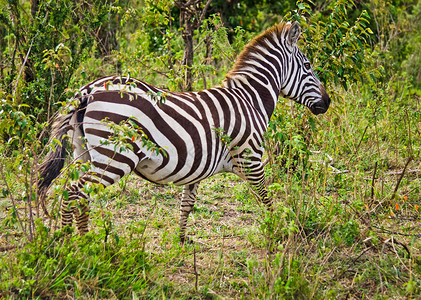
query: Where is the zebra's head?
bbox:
[280,22,331,115]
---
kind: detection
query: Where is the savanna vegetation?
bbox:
[1,0,421,298]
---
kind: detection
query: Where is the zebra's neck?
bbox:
[223,24,293,123]
[222,71,281,123]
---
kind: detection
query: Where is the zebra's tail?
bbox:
[38,110,74,217]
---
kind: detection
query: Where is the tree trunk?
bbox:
[31,0,38,18]
[182,18,194,91]
[176,0,212,92]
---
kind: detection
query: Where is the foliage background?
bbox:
[1,0,421,298]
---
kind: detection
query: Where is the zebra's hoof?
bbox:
[180,236,194,245]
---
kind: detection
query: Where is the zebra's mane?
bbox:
[224,22,292,85]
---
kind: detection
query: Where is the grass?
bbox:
[1,80,421,298]
[1,167,420,298]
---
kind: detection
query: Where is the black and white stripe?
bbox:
[38,22,330,242]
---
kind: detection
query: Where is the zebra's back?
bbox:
[77,76,265,186]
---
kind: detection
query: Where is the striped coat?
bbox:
[38,22,330,242]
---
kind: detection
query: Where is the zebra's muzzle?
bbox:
[309,85,330,115]
[310,105,329,115]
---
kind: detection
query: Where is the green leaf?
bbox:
[52,138,62,147]
[113,233,120,245]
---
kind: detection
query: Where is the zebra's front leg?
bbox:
[179,183,199,243]
[252,176,273,211]
[243,164,273,211]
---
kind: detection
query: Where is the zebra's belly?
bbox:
[133,154,229,186]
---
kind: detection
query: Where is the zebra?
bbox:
[38,21,330,243]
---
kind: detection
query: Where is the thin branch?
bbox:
[370,161,378,202]
[405,110,414,157]
[0,245,19,252]
[384,168,420,176]
[372,226,421,238]
[385,236,411,259]
[193,246,199,291]
[347,125,369,164]
[390,156,413,201]
[13,35,36,97]
[200,0,212,22]
[25,160,34,242]
[0,166,30,241]
[262,141,281,167]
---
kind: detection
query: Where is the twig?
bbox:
[405,109,414,157]
[384,168,420,176]
[347,125,369,164]
[370,161,378,202]
[193,246,199,291]
[262,141,281,167]
[199,0,213,22]
[371,226,421,238]
[167,6,174,71]
[390,156,413,201]
[0,244,18,252]
[140,198,157,254]
[350,244,376,265]
[375,263,384,293]
[0,167,29,241]
[328,165,349,174]
[389,214,420,221]
[362,168,421,181]
[13,34,37,96]
[385,236,411,259]
[25,161,34,242]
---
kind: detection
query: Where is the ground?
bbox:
[1,162,420,298]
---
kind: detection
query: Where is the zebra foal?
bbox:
[38,22,330,243]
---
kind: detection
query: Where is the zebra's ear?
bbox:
[287,21,301,46]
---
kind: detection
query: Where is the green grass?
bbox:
[1,166,420,298]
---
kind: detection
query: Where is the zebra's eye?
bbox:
[304,62,311,69]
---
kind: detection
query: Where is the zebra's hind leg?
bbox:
[62,161,135,235]
[74,198,90,235]
[61,174,101,235]
[179,183,199,243]
[61,195,90,235]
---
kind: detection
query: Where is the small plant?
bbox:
[0,221,151,298]
[101,117,166,157]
